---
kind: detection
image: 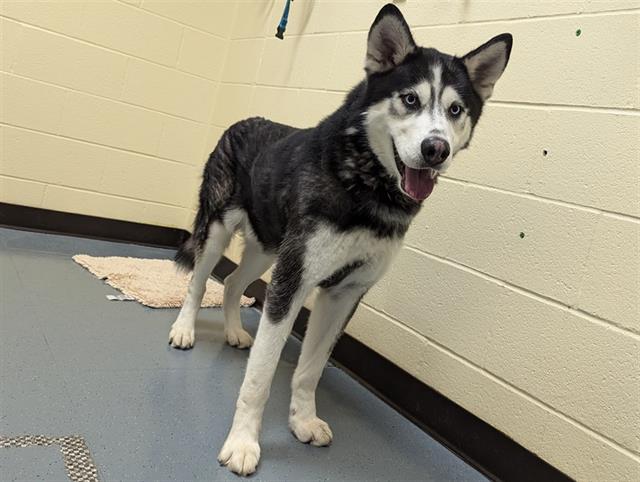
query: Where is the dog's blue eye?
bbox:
[402,94,418,108]
[449,104,463,117]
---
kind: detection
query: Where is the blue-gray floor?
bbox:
[0,227,485,481]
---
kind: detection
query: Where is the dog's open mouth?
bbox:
[403,167,437,201]
[393,144,437,202]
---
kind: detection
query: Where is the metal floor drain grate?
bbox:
[1,435,99,482]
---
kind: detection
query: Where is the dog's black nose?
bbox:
[421,137,450,166]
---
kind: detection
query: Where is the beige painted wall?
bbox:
[2,1,639,480]
[1,0,237,227]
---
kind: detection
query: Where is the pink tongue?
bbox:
[402,166,435,201]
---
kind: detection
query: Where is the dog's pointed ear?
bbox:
[365,4,417,75]
[462,33,513,101]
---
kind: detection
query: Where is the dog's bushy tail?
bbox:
[174,127,238,272]
[174,181,221,272]
[173,167,222,272]
[174,234,198,271]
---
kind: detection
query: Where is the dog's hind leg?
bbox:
[289,285,366,446]
[223,241,274,349]
[169,222,232,349]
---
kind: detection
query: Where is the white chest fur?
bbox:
[303,223,403,289]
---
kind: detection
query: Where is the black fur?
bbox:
[174,235,197,271]
[265,227,307,322]
[319,260,366,289]
[326,292,365,357]
[176,5,512,323]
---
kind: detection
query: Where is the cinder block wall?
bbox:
[2,2,639,480]
[1,0,236,227]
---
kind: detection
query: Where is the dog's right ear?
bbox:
[365,4,417,76]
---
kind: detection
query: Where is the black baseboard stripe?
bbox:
[0,202,571,482]
[0,202,188,248]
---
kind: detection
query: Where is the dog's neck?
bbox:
[313,121,422,240]
[337,122,420,216]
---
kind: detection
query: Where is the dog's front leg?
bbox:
[289,285,366,446]
[218,249,310,476]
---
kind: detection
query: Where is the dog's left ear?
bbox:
[462,34,513,101]
[365,4,417,75]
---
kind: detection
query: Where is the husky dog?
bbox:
[169,4,512,476]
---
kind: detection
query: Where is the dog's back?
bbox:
[175,117,298,269]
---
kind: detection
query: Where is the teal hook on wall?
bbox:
[275,0,293,39]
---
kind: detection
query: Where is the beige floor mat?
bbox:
[72,255,254,309]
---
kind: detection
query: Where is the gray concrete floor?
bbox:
[0,227,486,481]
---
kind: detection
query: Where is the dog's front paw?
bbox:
[225,327,253,349]
[290,416,333,446]
[218,434,261,476]
[168,321,194,349]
